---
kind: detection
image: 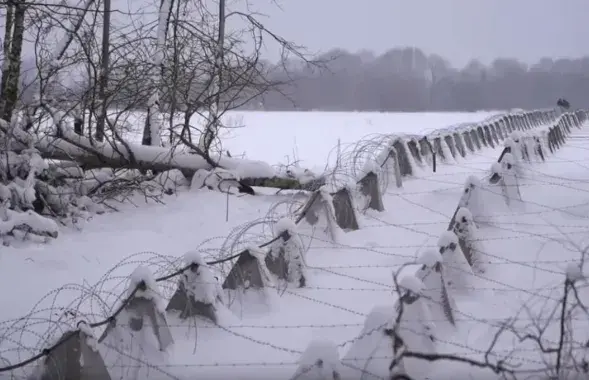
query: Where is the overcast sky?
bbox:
[15,0,588,71]
[247,0,589,68]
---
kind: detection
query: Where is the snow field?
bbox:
[1,109,588,380]
[45,109,504,172]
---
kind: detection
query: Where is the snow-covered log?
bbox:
[0,119,321,190]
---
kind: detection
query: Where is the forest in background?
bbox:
[255,47,589,112]
[18,46,588,113]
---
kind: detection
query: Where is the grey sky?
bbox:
[13,0,588,71]
[250,0,589,67]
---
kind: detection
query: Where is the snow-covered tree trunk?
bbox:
[197,0,226,155]
[141,0,174,147]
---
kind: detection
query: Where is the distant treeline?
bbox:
[23,47,589,113]
[253,48,589,112]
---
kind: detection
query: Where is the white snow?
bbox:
[191,168,242,193]
[437,230,459,248]
[182,251,223,305]
[190,168,210,189]
[152,169,189,192]
[275,217,298,235]
[78,321,100,352]
[437,231,474,293]
[455,207,473,224]
[361,159,381,177]
[286,167,318,184]
[184,250,206,266]
[292,339,341,380]
[0,208,59,237]
[504,137,516,149]
[398,274,425,296]
[395,294,438,377]
[502,152,515,167]
[341,305,395,379]
[128,266,166,312]
[417,249,442,268]
[2,110,589,380]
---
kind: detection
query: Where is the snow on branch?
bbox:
[0,116,277,179]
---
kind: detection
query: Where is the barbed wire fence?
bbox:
[1,108,588,379]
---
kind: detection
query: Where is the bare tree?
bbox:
[197,0,225,154]
[0,0,322,214]
[0,0,26,121]
[94,0,111,142]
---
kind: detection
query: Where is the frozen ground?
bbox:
[1,111,588,380]
[115,110,502,170]
[206,110,502,169]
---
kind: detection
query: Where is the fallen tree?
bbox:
[0,0,327,245]
[0,117,325,192]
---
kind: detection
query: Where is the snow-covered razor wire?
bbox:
[324,132,394,194]
[1,108,589,379]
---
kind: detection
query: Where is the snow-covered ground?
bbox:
[200,110,503,169]
[115,110,503,170]
[2,111,588,380]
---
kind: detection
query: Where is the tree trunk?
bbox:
[0,0,25,121]
[141,0,174,147]
[197,0,225,154]
[0,119,323,190]
[0,3,14,116]
[95,0,111,141]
